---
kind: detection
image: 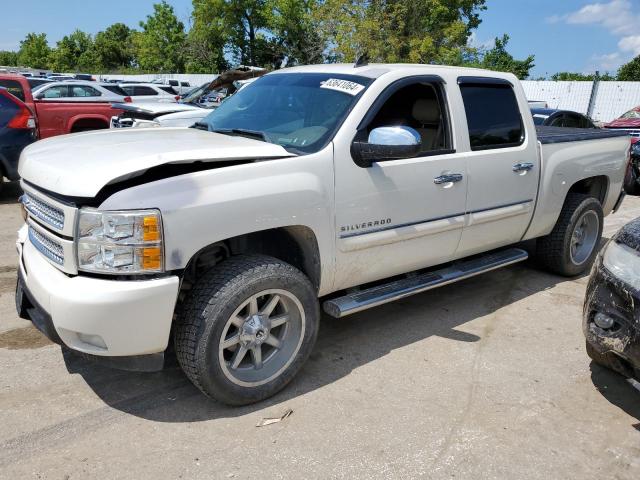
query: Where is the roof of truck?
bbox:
[274,63,508,79]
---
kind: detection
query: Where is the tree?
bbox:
[470,34,534,79]
[316,0,486,64]
[93,23,136,72]
[223,0,273,66]
[17,33,51,69]
[269,0,325,66]
[49,30,95,72]
[462,34,534,79]
[618,56,640,81]
[550,72,615,81]
[187,0,229,72]
[135,1,187,72]
[0,51,19,66]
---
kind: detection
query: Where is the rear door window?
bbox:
[0,79,25,101]
[459,81,524,150]
[133,86,158,96]
[103,85,128,96]
[70,85,102,97]
[42,85,70,99]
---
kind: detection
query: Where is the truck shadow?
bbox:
[62,259,593,423]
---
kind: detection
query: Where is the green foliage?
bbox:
[49,30,96,72]
[316,0,486,64]
[187,0,229,72]
[93,23,136,72]
[0,51,19,66]
[550,71,615,81]
[17,33,51,70]
[270,0,325,66]
[617,56,640,81]
[1,0,539,76]
[465,34,534,79]
[135,1,187,72]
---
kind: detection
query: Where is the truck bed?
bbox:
[536,126,629,144]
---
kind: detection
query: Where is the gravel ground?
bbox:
[0,180,639,480]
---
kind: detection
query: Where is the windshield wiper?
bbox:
[212,128,270,143]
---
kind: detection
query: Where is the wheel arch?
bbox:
[566,175,609,205]
[68,114,110,133]
[180,225,322,294]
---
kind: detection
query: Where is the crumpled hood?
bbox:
[19,127,295,197]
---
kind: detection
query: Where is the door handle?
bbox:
[513,162,534,173]
[434,173,464,185]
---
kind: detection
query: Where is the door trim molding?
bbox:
[337,199,534,252]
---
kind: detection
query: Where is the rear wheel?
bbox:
[536,193,603,276]
[174,255,319,405]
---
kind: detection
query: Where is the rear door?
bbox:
[455,77,540,257]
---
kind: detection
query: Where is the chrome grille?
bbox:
[22,193,65,231]
[28,226,64,265]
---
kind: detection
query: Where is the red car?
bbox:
[0,74,124,139]
[604,106,640,144]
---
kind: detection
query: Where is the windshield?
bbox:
[198,73,373,154]
[620,109,640,120]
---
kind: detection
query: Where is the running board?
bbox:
[323,248,528,318]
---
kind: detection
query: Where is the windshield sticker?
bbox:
[320,78,365,96]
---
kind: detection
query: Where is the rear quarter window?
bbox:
[159,86,177,95]
[103,85,128,96]
[0,80,25,101]
[133,86,158,96]
[460,83,524,151]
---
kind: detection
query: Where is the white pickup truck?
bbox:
[15,64,631,405]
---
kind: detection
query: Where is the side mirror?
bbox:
[351,126,421,168]
[35,92,45,100]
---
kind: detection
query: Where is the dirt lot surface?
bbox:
[1,181,639,479]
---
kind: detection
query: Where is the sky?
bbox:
[2,0,639,78]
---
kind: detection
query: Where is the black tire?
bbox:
[536,193,603,276]
[174,255,319,405]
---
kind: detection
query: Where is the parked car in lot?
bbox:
[584,218,640,382]
[0,88,36,193]
[151,78,192,96]
[110,102,202,128]
[117,83,180,103]
[31,80,130,103]
[531,108,597,128]
[0,74,125,139]
[15,64,633,405]
[604,106,640,143]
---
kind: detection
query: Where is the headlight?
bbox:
[602,240,640,290]
[76,209,163,274]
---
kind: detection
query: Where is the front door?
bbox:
[333,78,468,291]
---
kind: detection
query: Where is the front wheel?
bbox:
[174,255,319,405]
[536,193,603,276]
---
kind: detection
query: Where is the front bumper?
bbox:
[583,258,640,376]
[16,227,180,368]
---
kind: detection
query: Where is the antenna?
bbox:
[354,53,369,68]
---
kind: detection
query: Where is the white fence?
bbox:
[522,80,640,123]
[98,73,219,86]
